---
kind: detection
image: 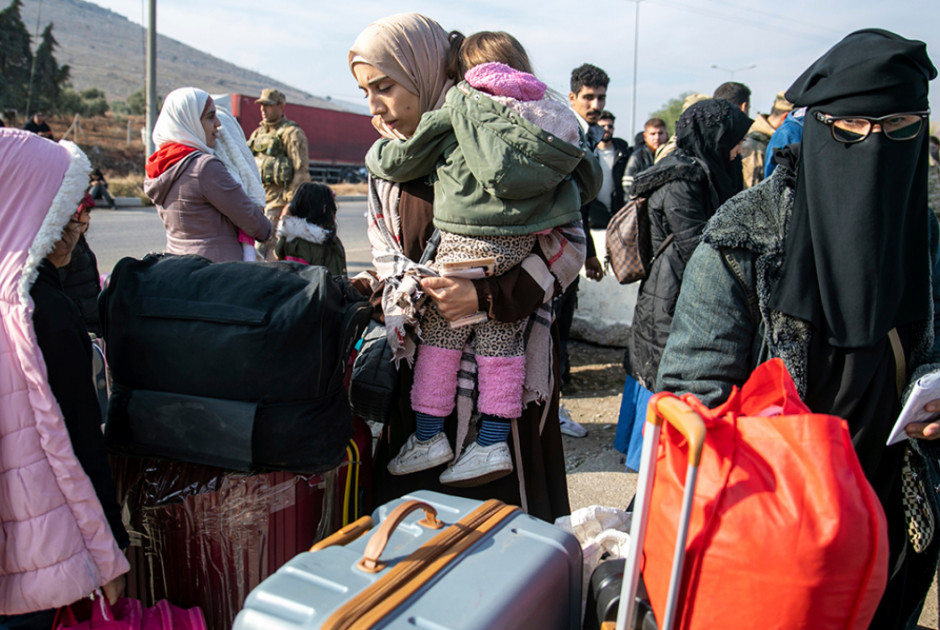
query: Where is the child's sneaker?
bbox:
[387,432,454,475]
[439,442,513,487]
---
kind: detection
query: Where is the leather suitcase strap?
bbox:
[323,499,520,630]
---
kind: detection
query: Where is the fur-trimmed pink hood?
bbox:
[0,129,129,614]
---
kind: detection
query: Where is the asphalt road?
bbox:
[85,198,372,274]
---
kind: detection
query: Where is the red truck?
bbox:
[226,93,378,183]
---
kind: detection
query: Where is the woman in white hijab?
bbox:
[144,87,271,262]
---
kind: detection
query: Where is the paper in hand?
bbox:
[886,371,940,445]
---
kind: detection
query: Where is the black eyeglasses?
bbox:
[813,110,930,143]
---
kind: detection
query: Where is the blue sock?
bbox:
[415,412,445,441]
[477,414,511,447]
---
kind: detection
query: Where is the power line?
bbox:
[691,0,844,39]
[652,0,839,45]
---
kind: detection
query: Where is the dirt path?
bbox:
[558,341,637,511]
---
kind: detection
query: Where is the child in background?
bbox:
[275,182,347,277]
[88,169,115,208]
[366,31,599,486]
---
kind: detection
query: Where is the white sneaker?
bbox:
[387,432,454,475]
[439,442,513,487]
[558,405,587,438]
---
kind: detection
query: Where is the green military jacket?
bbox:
[248,117,310,208]
[366,82,601,237]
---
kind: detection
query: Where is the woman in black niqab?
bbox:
[769,28,940,630]
[770,28,936,349]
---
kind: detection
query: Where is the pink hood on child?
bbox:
[464,62,580,147]
[0,128,129,614]
[465,61,546,101]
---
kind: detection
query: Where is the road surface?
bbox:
[85,198,372,274]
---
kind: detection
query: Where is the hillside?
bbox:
[14,0,358,112]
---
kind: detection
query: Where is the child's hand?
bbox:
[420,276,478,321]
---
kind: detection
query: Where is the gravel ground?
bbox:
[559,340,636,512]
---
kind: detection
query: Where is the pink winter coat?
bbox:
[144,152,272,262]
[0,129,129,614]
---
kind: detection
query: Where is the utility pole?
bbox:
[24,0,43,119]
[145,0,157,155]
[629,0,646,137]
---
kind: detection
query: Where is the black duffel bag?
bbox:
[99,254,371,473]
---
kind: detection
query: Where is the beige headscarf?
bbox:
[349,13,453,137]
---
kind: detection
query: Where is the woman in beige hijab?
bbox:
[349,13,584,522]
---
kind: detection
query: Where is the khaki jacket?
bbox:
[249,117,310,209]
[740,114,777,189]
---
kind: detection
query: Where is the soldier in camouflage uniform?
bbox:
[248,89,310,260]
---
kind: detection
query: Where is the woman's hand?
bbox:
[420,276,479,321]
[905,400,940,440]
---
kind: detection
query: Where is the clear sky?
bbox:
[83,0,940,136]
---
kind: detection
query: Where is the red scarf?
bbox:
[145,143,199,178]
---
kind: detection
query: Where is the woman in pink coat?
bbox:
[0,129,129,627]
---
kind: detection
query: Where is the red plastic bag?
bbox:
[53,594,206,630]
[642,359,888,630]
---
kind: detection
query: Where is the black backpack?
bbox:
[99,254,371,473]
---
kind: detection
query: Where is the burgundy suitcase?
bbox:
[111,416,373,630]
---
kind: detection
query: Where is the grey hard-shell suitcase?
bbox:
[233,490,582,630]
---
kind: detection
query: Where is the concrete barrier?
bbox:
[570,228,638,348]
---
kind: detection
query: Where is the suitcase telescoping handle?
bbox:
[357,500,445,573]
[617,393,706,630]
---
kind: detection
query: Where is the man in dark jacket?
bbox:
[622,118,667,190]
[591,111,631,227]
[23,112,53,139]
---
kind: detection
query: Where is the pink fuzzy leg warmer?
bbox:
[476,355,526,419]
[411,345,463,417]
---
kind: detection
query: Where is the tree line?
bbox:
[0,0,147,123]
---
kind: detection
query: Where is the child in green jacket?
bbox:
[367,31,600,487]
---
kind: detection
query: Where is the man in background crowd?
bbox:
[713,81,751,189]
[591,110,631,227]
[713,81,751,115]
[764,106,806,179]
[23,112,53,139]
[558,62,610,437]
[740,91,793,188]
[623,118,667,189]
